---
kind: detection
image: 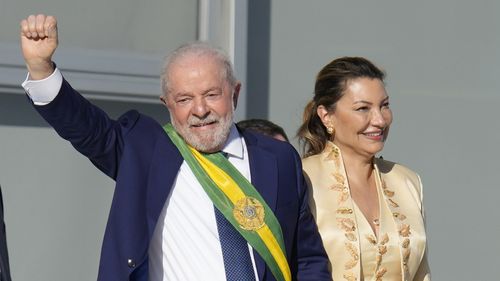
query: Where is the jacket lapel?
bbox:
[146,134,184,235]
[242,130,279,281]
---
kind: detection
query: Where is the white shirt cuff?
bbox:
[22,68,63,105]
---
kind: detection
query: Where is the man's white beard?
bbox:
[171,109,234,153]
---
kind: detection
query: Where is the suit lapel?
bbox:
[243,130,279,281]
[146,134,184,234]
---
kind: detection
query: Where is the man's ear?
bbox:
[160,95,169,108]
[232,82,241,109]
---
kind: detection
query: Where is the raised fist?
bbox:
[20,14,58,80]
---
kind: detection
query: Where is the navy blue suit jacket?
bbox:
[35,80,331,281]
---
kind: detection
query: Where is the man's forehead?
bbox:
[170,55,222,77]
[171,52,220,69]
[168,59,226,91]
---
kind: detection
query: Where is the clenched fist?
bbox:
[20,14,58,80]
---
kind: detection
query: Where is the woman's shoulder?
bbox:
[375,157,424,205]
[301,153,326,171]
[375,157,420,180]
[302,152,324,163]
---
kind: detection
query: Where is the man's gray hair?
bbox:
[161,41,237,96]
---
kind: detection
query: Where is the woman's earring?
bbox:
[326,125,334,135]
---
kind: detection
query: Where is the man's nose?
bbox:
[192,98,210,118]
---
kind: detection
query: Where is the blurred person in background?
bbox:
[237,119,289,142]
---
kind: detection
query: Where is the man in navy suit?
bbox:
[20,14,331,281]
[0,186,11,281]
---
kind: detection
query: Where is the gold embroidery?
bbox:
[325,150,337,162]
[365,234,377,245]
[399,224,411,237]
[378,245,387,255]
[388,198,399,208]
[403,248,411,265]
[329,170,349,203]
[337,207,353,214]
[337,218,356,232]
[328,145,342,167]
[375,254,382,268]
[383,189,395,197]
[380,177,413,280]
[329,183,346,191]
[325,144,340,161]
[344,242,359,270]
[375,267,387,280]
[327,146,361,276]
[332,172,346,184]
[345,242,359,261]
[402,238,410,248]
[343,271,357,281]
[345,232,357,242]
[345,259,358,270]
[380,233,389,245]
[338,191,349,203]
[392,212,407,221]
[332,145,340,155]
[366,232,390,276]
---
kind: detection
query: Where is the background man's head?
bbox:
[237,119,289,142]
[160,42,241,153]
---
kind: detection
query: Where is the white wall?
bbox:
[0,126,114,280]
[269,1,500,280]
[0,0,198,54]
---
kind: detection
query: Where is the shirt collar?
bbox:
[221,124,244,159]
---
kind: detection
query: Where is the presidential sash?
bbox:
[163,124,291,281]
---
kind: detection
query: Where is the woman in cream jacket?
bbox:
[298,57,430,281]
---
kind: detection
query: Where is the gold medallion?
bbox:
[233,197,265,231]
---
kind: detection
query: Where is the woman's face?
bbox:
[319,77,392,158]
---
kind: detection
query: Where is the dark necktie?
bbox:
[214,205,256,281]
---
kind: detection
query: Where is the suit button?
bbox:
[127,259,136,268]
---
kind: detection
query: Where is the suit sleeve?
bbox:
[33,79,138,179]
[292,151,332,281]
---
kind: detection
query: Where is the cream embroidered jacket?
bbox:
[303,142,430,281]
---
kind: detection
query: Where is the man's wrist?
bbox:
[26,60,55,80]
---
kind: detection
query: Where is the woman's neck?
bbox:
[341,150,374,185]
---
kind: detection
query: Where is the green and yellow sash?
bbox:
[163,124,291,281]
